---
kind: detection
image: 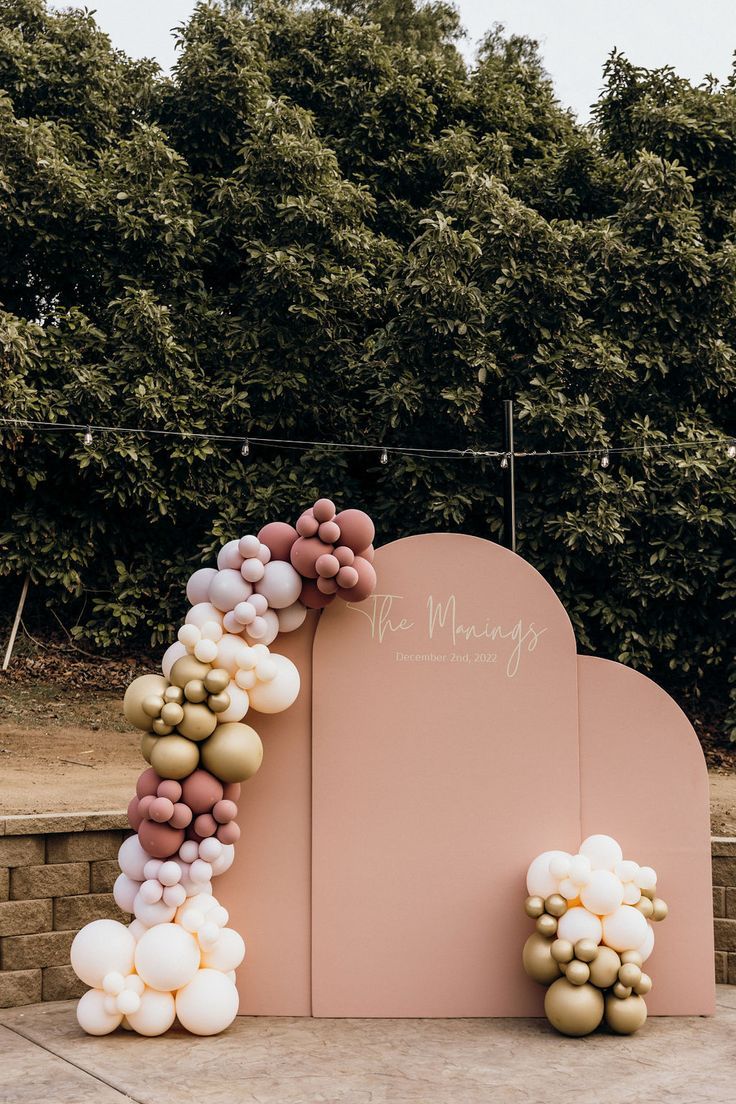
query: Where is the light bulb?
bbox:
[83,427,93,446]
[241,439,250,457]
[728,440,736,459]
[600,452,610,469]
[380,448,388,465]
[500,455,509,469]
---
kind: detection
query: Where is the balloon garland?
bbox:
[71,499,377,1036]
[522,835,669,1036]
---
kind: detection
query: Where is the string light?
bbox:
[380,448,388,465]
[83,426,93,446]
[728,440,736,459]
[241,439,250,457]
[600,452,610,469]
[500,455,509,469]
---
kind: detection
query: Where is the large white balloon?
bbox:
[186,602,225,629]
[175,969,240,1035]
[186,568,218,606]
[215,681,250,724]
[601,905,649,953]
[200,928,246,973]
[247,653,300,714]
[579,835,623,872]
[161,641,187,679]
[557,907,603,946]
[76,988,123,1035]
[71,920,136,989]
[526,850,570,899]
[215,633,251,675]
[255,561,302,609]
[276,601,307,634]
[135,924,200,992]
[210,844,235,877]
[125,987,176,1037]
[113,873,140,914]
[637,922,655,963]
[580,870,624,916]
[118,835,153,882]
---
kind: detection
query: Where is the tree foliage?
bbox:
[0,1,734,731]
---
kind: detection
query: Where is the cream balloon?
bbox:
[215,633,251,675]
[135,923,200,991]
[637,922,655,963]
[113,873,140,914]
[186,603,225,629]
[526,850,570,899]
[601,905,649,953]
[215,682,250,724]
[200,928,246,973]
[277,601,308,634]
[161,641,187,679]
[580,870,624,916]
[579,835,623,872]
[175,969,240,1035]
[125,987,176,1037]
[247,653,300,714]
[556,907,602,946]
[71,920,136,989]
[76,988,123,1036]
[245,608,279,646]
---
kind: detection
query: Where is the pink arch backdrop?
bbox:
[217,534,714,1017]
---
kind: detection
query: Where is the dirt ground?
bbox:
[1,651,735,833]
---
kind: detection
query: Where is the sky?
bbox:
[49,1,736,121]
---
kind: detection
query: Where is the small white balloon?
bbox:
[102,971,125,996]
[615,860,640,883]
[126,986,176,1037]
[210,844,235,877]
[526,851,571,899]
[558,878,581,901]
[77,989,122,1035]
[548,855,571,881]
[241,558,265,583]
[235,668,257,691]
[217,540,244,571]
[238,535,261,558]
[158,861,182,887]
[636,866,657,891]
[579,834,623,872]
[622,881,642,905]
[133,897,176,928]
[245,608,279,646]
[215,633,251,675]
[580,870,624,916]
[557,907,603,946]
[103,994,118,1016]
[194,638,219,663]
[116,989,141,1016]
[138,879,163,905]
[199,837,224,863]
[190,859,213,884]
[71,920,136,989]
[143,859,163,881]
[179,841,199,864]
[175,969,240,1035]
[198,922,221,950]
[163,883,187,908]
[178,623,201,650]
[255,560,302,609]
[601,905,649,953]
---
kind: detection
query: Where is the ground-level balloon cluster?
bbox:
[522,835,668,1036]
[70,499,377,1036]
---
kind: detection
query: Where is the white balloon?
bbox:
[548,855,571,880]
[118,835,153,882]
[179,841,199,863]
[199,837,223,863]
[568,854,592,886]
[200,620,224,642]
[215,681,250,724]
[135,924,200,992]
[113,873,140,914]
[186,603,224,629]
[247,653,300,714]
[579,835,623,872]
[615,860,640,883]
[622,881,642,905]
[217,540,244,571]
[210,844,235,877]
[558,878,581,901]
[255,561,302,609]
[580,870,624,916]
[209,569,252,613]
[76,988,123,1036]
[200,928,246,973]
[601,905,649,953]
[245,608,279,646]
[158,861,182,887]
[116,989,141,1016]
[175,969,239,1035]
[637,922,655,963]
[215,633,250,675]
[138,879,163,905]
[178,623,201,649]
[186,567,218,606]
[71,920,135,989]
[161,641,187,679]
[276,600,308,634]
[133,896,176,927]
[128,919,147,941]
[143,859,162,881]
[636,865,657,891]
[194,638,219,663]
[557,907,602,946]
[163,883,187,908]
[525,850,570,899]
[102,971,125,996]
[126,986,176,1037]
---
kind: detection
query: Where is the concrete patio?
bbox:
[1,987,735,1104]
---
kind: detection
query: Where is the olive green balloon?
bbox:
[164,685,184,704]
[161,702,185,727]
[123,674,169,731]
[204,668,230,695]
[170,655,211,690]
[588,946,621,989]
[544,979,604,1037]
[551,938,574,964]
[152,719,174,736]
[184,678,208,703]
[620,950,643,967]
[605,993,647,1035]
[574,939,599,963]
[635,897,654,919]
[208,691,231,714]
[651,897,668,922]
[142,695,164,719]
[566,960,590,986]
[201,722,263,783]
[522,933,562,985]
[536,913,558,938]
[140,733,157,764]
[634,972,652,996]
[150,734,200,780]
[545,894,567,918]
[618,962,642,989]
[176,702,218,742]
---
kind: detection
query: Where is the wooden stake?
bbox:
[2,575,30,671]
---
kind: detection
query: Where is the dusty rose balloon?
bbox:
[217,539,243,571]
[136,768,161,800]
[276,601,308,634]
[193,813,217,838]
[357,544,375,563]
[332,546,353,567]
[337,556,377,602]
[149,797,175,824]
[223,782,241,802]
[313,498,336,523]
[257,522,298,562]
[156,779,182,802]
[318,520,341,544]
[138,795,155,819]
[212,799,238,824]
[291,536,333,579]
[295,512,319,537]
[186,568,218,606]
[209,569,252,613]
[300,579,336,609]
[181,769,223,815]
[317,576,338,595]
[169,802,193,829]
[257,544,271,564]
[315,553,339,579]
[334,509,375,553]
[217,822,240,845]
[255,560,302,608]
[127,797,143,831]
[336,565,359,589]
[138,820,185,860]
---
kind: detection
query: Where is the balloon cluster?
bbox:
[71,497,378,1037]
[522,835,668,1037]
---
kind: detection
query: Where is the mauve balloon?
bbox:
[337,556,377,602]
[357,544,374,563]
[128,797,143,831]
[217,821,241,845]
[295,512,319,538]
[136,768,162,800]
[300,579,336,609]
[138,795,155,819]
[169,802,193,829]
[318,520,341,544]
[257,522,298,562]
[138,819,185,860]
[336,565,359,590]
[291,536,334,579]
[312,498,336,523]
[156,779,182,802]
[149,797,175,824]
[334,509,375,553]
[333,545,355,566]
[212,799,238,824]
[193,813,218,838]
[316,553,340,579]
[186,567,218,606]
[181,769,223,815]
[316,576,338,594]
[223,782,241,802]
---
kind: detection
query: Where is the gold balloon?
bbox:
[201,722,263,783]
[150,734,200,780]
[544,979,604,1037]
[524,896,545,919]
[161,702,185,726]
[574,939,599,963]
[634,972,652,996]
[618,962,642,989]
[588,946,621,989]
[635,897,654,919]
[545,894,567,918]
[140,733,157,764]
[204,668,230,695]
[640,886,655,900]
[142,695,164,719]
[164,685,184,704]
[170,655,211,689]
[566,960,590,986]
[123,674,169,731]
[176,702,218,743]
[152,719,174,736]
[612,981,632,999]
[551,939,574,964]
[207,691,231,714]
[536,914,558,938]
[605,993,647,1035]
[620,950,643,967]
[651,898,668,922]
[522,933,562,985]
[184,678,208,703]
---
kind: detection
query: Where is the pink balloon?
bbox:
[317,576,338,594]
[255,560,302,608]
[241,558,265,583]
[313,498,336,523]
[290,537,333,579]
[315,553,340,579]
[138,820,185,860]
[334,509,375,553]
[223,782,241,802]
[127,796,143,831]
[357,544,374,563]
[318,521,341,544]
[336,565,359,589]
[193,813,218,838]
[233,601,256,625]
[217,821,241,845]
[181,770,223,815]
[138,795,155,819]
[212,799,238,824]
[209,569,252,612]
[149,797,175,823]
[300,579,336,609]
[296,513,319,538]
[337,556,376,602]
[257,544,271,564]
[248,616,267,639]
[257,522,298,562]
[222,610,242,633]
[238,535,261,558]
[169,802,193,829]
[157,779,182,802]
[217,539,244,571]
[249,593,268,615]
[136,768,161,800]
[333,545,355,566]
[186,568,218,606]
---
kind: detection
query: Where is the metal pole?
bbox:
[502,400,516,552]
[2,574,30,670]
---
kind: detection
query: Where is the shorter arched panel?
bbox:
[578,656,714,1015]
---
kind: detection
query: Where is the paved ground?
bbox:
[1,989,735,1104]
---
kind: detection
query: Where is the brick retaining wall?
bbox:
[0,812,129,1008]
[0,820,734,1007]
